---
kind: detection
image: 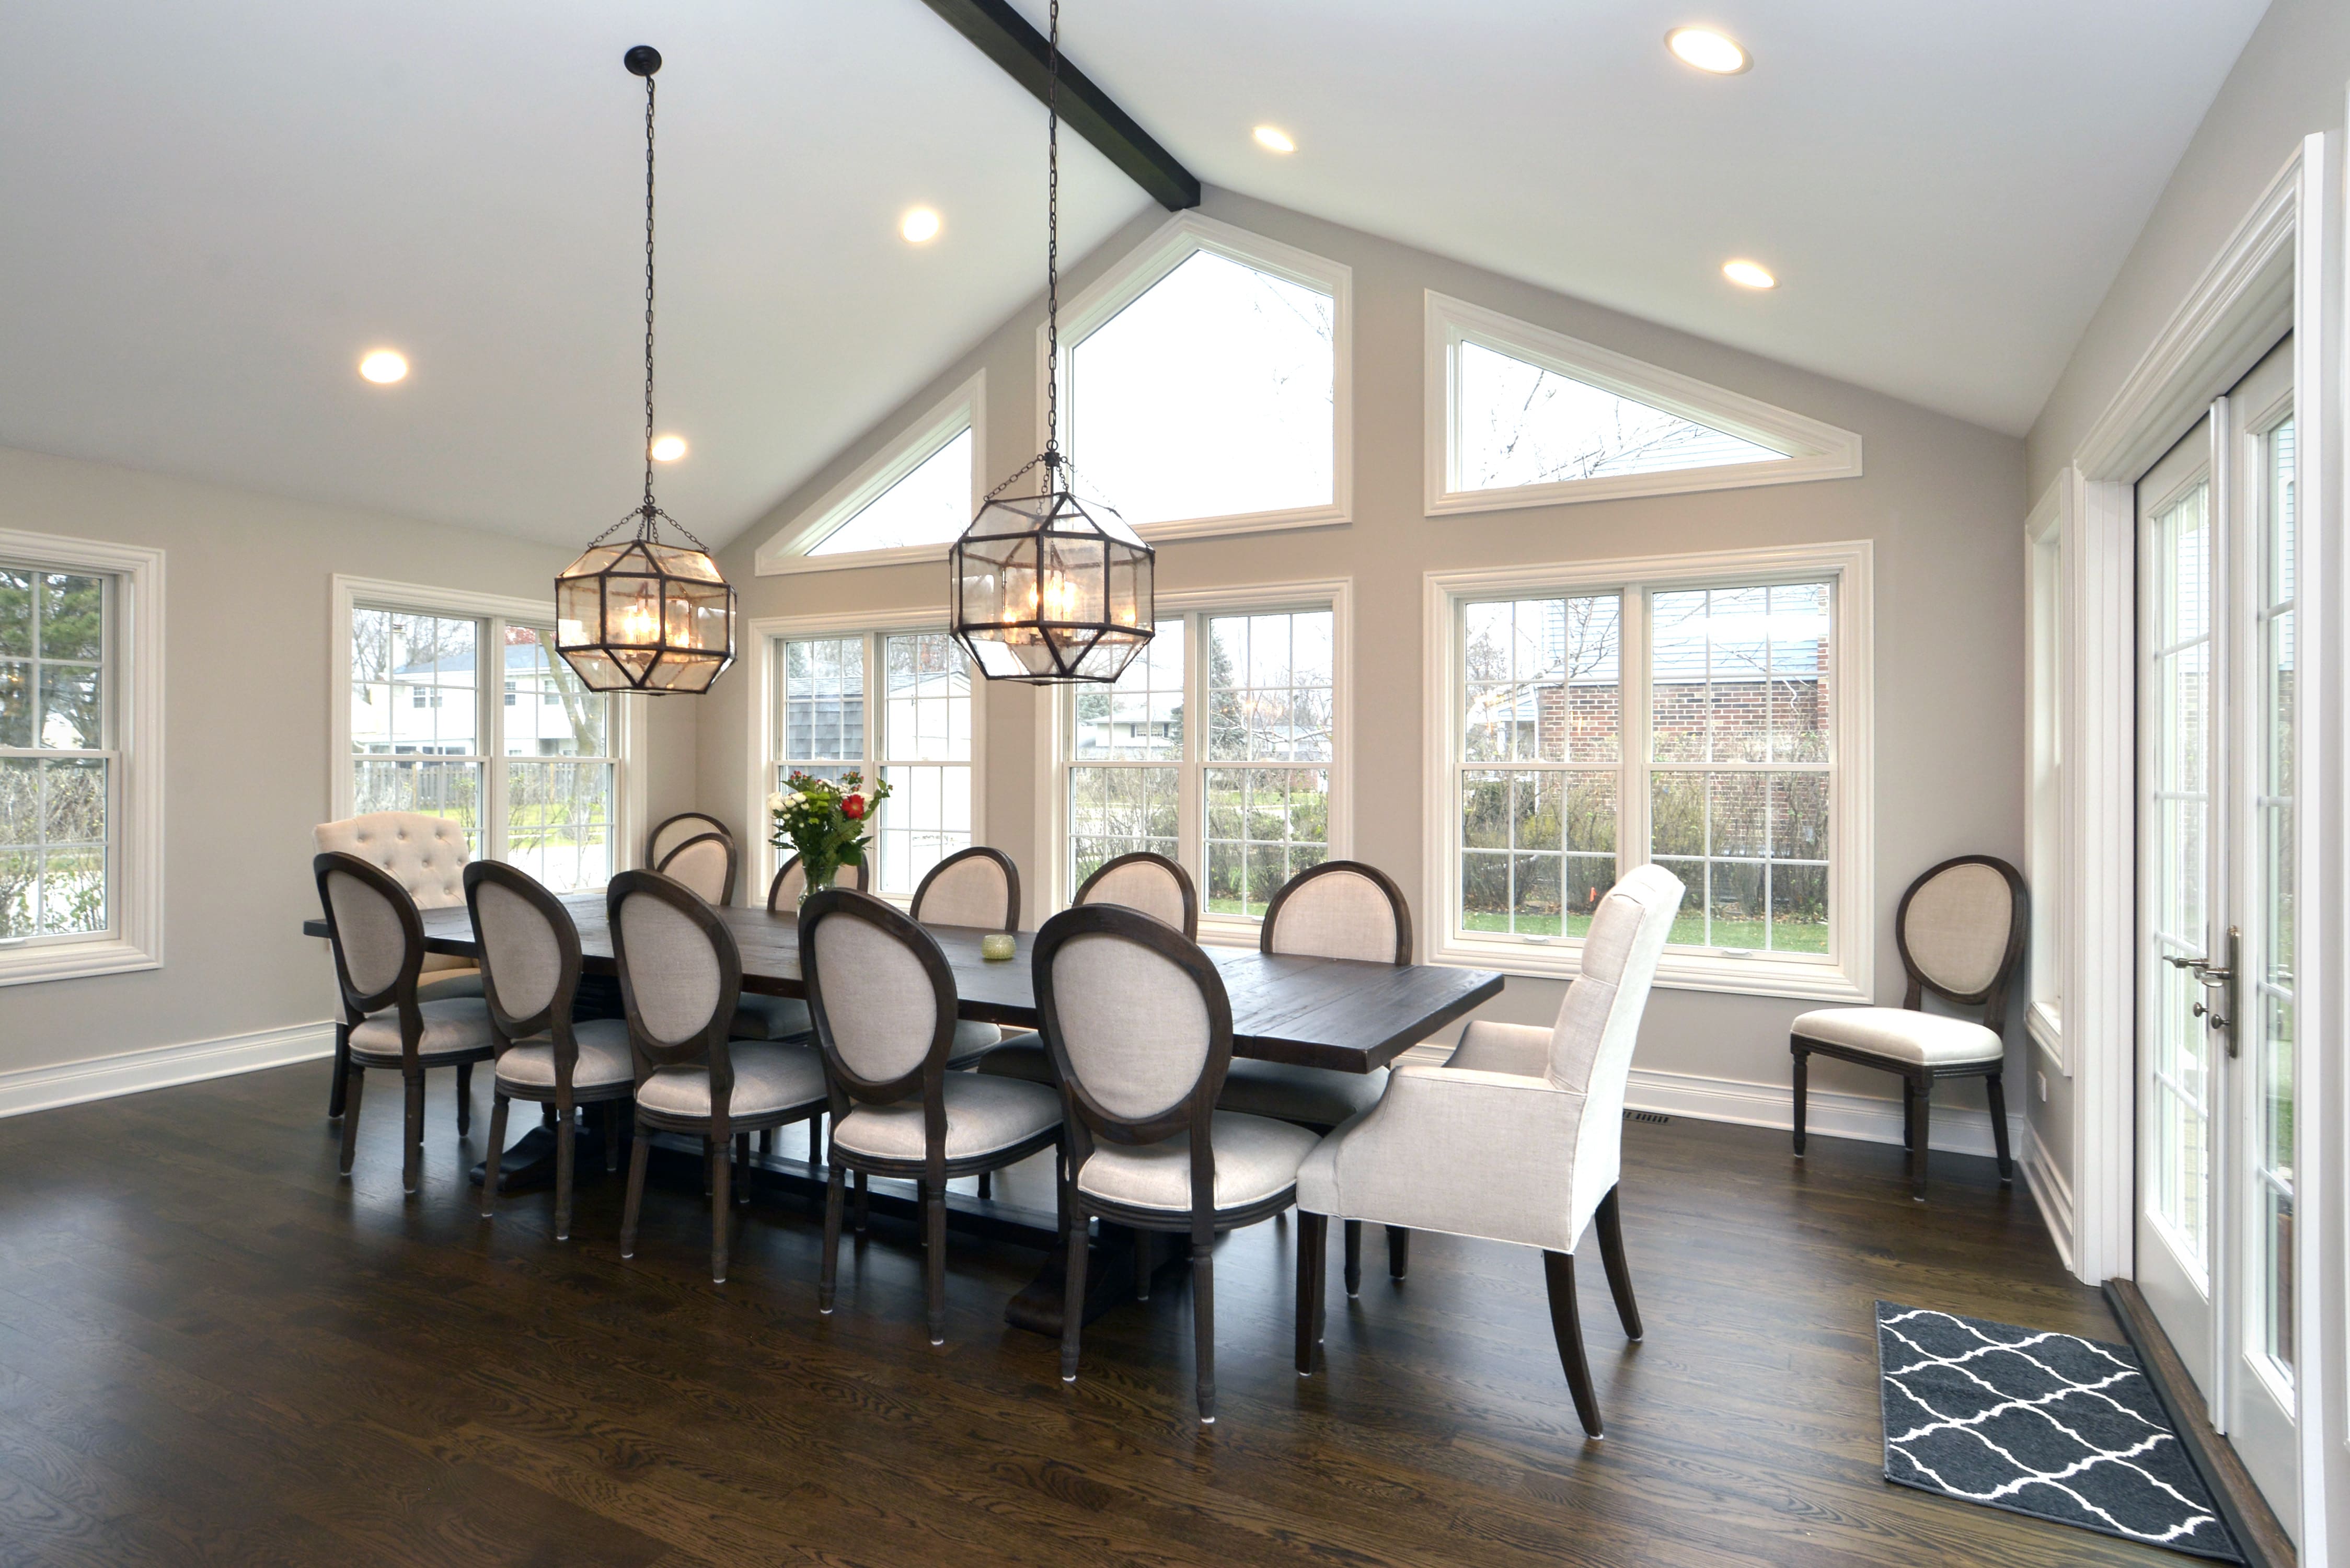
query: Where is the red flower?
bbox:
[841,794,866,820]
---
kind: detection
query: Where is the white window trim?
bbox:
[753,371,987,576]
[329,574,648,877]
[1032,577,1354,946]
[2024,478,2068,1071]
[1423,292,1864,518]
[744,606,990,908]
[1042,212,1354,543]
[1422,540,1873,1001]
[0,527,165,987]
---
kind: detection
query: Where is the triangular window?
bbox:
[1458,340,1784,489]
[809,426,971,556]
[757,373,983,574]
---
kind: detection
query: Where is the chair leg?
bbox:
[710,1138,732,1284]
[1790,1044,1808,1156]
[481,1093,511,1220]
[759,1126,774,1159]
[554,1102,577,1242]
[327,1023,351,1120]
[735,1132,752,1207]
[1134,1227,1153,1301]
[401,1071,425,1195]
[854,1170,869,1235]
[810,1113,822,1166]
[619,1122,650,1260]
[1542,1250,1604,1439]
[926,1180,948,1345]
[1985,1072,2014,1183]
[1343,1219,1363,1297]
[1902,1078,1918,1150]
[455,1062,473,1136]
[820,1163,845,1314]
[604,1101,621,1173]
[702,1139,715,1198]
[977,1171,992,1201]
[1595,1185,1642,1341]
[1296,1212,1326,1376]
[1192,1239,1217,1425]
[1908,1077,1931,1202]
[1060,1206,1089,1384]
[337,1066,365,1175]
[1387,1226,1410,1281]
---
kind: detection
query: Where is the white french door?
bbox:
[2134,336,2298,1526]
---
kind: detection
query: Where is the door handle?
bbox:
[2182,927,2241,1058]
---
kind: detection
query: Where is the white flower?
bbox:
[765,792,787,812]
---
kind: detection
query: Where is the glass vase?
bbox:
[798,860,837,912]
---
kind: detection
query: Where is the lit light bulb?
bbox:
[650,434,687,462]
[1722,258,1777,290]
[1666,27,1750,74]
[617,592,660,644]
[1253,125,1296,154]
[901,207,941,244]
[359,349,408,384]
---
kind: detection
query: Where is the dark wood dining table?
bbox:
[304,890,1505,1331]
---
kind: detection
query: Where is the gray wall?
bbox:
[697,185,2027,1127]
[0,445,697,1078]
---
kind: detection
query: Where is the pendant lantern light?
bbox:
[948,0,1154,685]
[556,45,736,695]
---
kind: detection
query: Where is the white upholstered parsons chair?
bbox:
[1789,856,2026,1202]
[610,870,829,1284]
[801,889,1063,1344]
[910,847,1022,1067]
[313,851,501,1195]
[313,812,481,1119]
[1296,863,1685,1439]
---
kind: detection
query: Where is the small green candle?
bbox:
[981,932,1017,962]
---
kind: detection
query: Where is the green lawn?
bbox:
[1462,909,1826,953]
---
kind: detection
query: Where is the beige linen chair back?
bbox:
[1039,917,1223,1125]
[911,846,1020,931]
[465,861,577,1030]
[1547,864,1684,1223]
[766,852,871,912]
[1896,857,2028,1016]
[314,812,469,910]
[1260,860,1412,964]
[655,831,737,906]
[802,892,955,1088]
[314,852,423,1007]
[609,872,738,1057]
[648,811,731,868]
[1075,852,1197,939]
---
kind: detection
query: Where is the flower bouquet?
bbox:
[768,770,892,909]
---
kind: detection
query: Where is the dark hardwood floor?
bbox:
[0,1063,2165,1567]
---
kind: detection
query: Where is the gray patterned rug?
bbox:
[1876,1303,2241,1561]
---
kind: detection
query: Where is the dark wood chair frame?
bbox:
[647,810,733,868]
[765,850,869,913]
[803,890,1065,1344]
[1257,858,1414,1293]
[1074,850,1199,939]
[654,828,739,908]
[609,870,826,1283]
[909,845,1021,931]
[1035,904,1310,1425]
[465,861,633,1241]
[313,851,494,1195]
[1790,854,2029,1202]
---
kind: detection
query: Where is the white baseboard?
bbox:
[1622,1065,2025,1161]
[0,1020,336,1120]
[2019,1116,2078,1274]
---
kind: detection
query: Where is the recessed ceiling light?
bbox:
[1666,27,1751,74]
[901,207,941,244]
[650,434,688,462]
[358,349,408,384]
[1722,259,1777,290]
[1253,125,1296,154]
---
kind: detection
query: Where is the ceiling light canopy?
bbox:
[1722,258,1777,289]
[650,434,687,462]
[901,207,941,244]
[358,349,408,385]
[1253,125,1296,154]
[1666,27,1750,74]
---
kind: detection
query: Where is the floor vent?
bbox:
[1625,1111,1670,1125]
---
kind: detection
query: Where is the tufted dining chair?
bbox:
[1788,856,2028,1202]
[1296,864,1684,1439]
[466,861,635,1240]
[1036,904,1322,1425]
[1219,860,1415,1294]
[654,829,738,907]
[313,851,501,1195]
[313,812,481,1120]
[910,847,1022,1067]
[802,889,1064,1344]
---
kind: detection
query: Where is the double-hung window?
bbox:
[1426,545,1871,999]
[769,626,978,899]
[0,531,163,984]
[1047,585,1348,938]
[338,580,630,894]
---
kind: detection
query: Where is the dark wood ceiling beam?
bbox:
[915,0,1201,211]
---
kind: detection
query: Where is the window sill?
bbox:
[2026,1000,2065,1072]
[0,937,160,988]
[756,543,951,577]
[1428,932,1868,1002]
[1135,503,1351,544]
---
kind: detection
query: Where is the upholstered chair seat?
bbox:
[829,1074,1061,1163]
[1787,1007,2002,1065]
[1215,1060,1385,1127]
[1296,863,1686,1439]
[636,1042,827,1120]
[730,994,813,1041]
[1077,1114,1320,1212]
[975,1031,1049,1083]
[349,998,500,1062]
[417,968,487,1003]
[492,1018,635,1092]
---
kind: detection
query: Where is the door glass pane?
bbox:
[2254,416,2296,1379]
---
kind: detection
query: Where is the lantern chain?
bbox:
[1043,0,1060,470]
[641,68,659,526]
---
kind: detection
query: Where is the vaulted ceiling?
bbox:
[0,1,2271,547]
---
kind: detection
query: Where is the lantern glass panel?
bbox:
[605,574,663,647]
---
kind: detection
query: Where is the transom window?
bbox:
[1427,546,1871,1000]
[756,374,983,573]
[810,426,972,557]
[774,630,975,898]
[1,566,111,941]
[347,603,619,893]
[1058,596,1342,928]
